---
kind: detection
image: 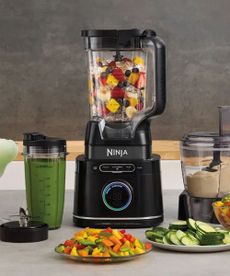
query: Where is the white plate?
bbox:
[148,240,230,253]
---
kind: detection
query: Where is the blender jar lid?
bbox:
[81,29,156,49]
[181,131,230,150]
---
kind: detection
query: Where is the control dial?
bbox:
[102,181,132,211]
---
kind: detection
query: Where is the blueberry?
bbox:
[122,80,129,87]
[123,99,130,107]
[132,68,139,73]
[101,72,107,78]
[117,98,123,105]
[118,82,124,88]
[106,67,113,74]
[125,70,131,77]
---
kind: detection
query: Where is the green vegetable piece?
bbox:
[56,244,65,253]
[120,247,130,252]
[78,239,96,246]
[223,234,230,244]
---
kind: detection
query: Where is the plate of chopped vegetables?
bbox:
[146,218,230,252]
[55,227,152,263]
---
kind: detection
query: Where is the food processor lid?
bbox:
[81,29,156,49]
[23,132,66,151]
[181,131,230,149]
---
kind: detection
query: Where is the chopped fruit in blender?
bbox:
[111,87,125,99]
[55,227,151,257]
[135,72,146,89]
[112,67,125,81]
[106,99,120,113]
[132,68,139,73]
[106,74,119,87]
[126,106,137,119]
[136,102,144,111]
[129,97,138,107]
[88,52,147,121]
[98,90,111,102]
[133,56,145,65]
[125,70,131,77]
[128,72,140,85]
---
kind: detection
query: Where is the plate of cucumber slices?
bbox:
[145,218,230,252]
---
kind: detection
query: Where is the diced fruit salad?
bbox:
[213,193,230,229]
[56,227,152,257]
[145,219,230,246]
[89,55,146,121]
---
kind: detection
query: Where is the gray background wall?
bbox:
[0,0,230,140]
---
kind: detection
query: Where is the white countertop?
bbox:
[0,190,228,276]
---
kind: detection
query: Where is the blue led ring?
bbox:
[102,181,132,211]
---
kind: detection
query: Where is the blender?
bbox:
[179,106,230,223]
[73,29,166,228]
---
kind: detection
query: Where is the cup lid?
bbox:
[23,132,66,149]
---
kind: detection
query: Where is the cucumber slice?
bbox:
[169,220,188,231]
[145,230,164,241]
[223,234,230,244]
[195,221,216,233]
[181,236,198,246]
[215,228,229,234]
[165,232,173,244]
[186,233,200,245]
[200,232,225,245]
[195,231,203,241]
[163,236,170,245]
[155,238,164,244]
[169,232,182,245]
[176,230,186,241]
[187,218,197,231]
[152,226,168,234]
[186,229,196,237]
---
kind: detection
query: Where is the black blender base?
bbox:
[73,215,163,228]
[178,191,219,224]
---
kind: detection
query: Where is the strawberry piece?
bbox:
[135,72,146,89]
[112,67,125,81]
[136,102,144,111]
[122,57,132,63]
[75,244,85,250]
[145,242,152,250]
[111,87,125,99]
[119,229,126,234]
[108,61,116,67]
[100,76,107,86]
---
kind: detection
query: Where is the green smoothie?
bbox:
[24,157,66,229]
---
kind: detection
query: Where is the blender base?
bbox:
[178,191,219,224]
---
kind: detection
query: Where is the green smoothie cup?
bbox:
[23,133,67,230]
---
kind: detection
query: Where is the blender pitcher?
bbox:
[83,29,166,141]
[23,133,67,229]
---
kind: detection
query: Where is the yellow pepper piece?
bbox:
[112,229,122,240]
[106,99,120,113]
[215,201,224,207]
[134,247,145,254]
[133,56,145,65]
[70,247,78,256]
[134,239,142,248]
[128,72,139,85]
[129,97,138,107]
[106,74,119,86]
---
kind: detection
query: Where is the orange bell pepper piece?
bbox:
[102,238,114,247]
[78,249,89,257]
[109,235,122,246]
[113,244,121,253]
